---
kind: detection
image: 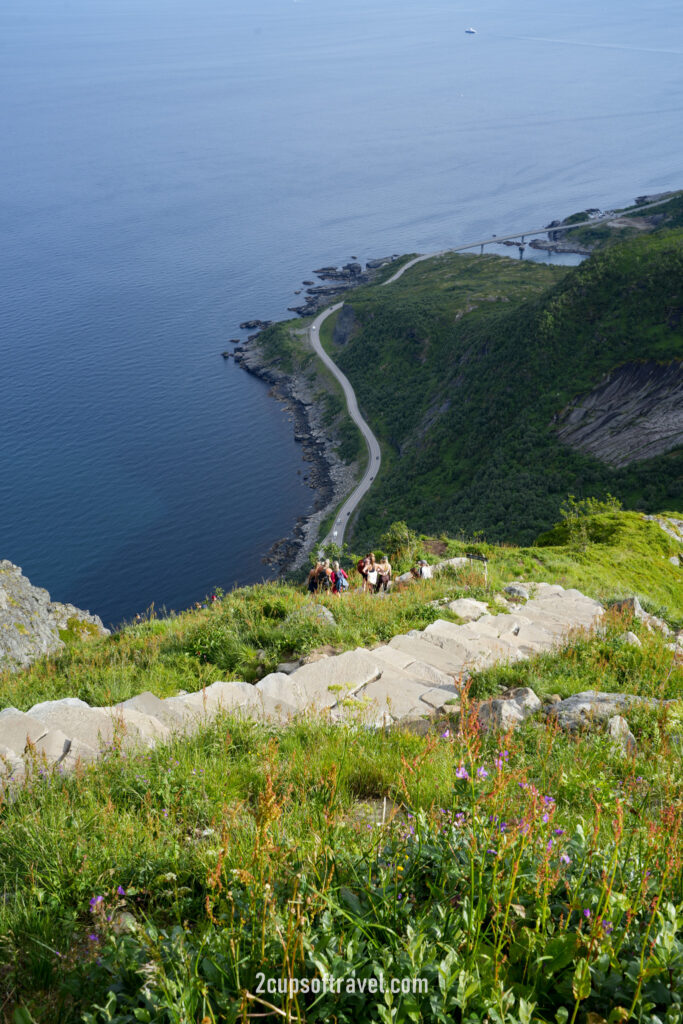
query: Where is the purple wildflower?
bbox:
[116,886,126,897]
[89,895,104,911]
[583,909,591,919]
[477,767,489,779]
[560,853,571,864]
[455,765,469,780]
[542,813,550,823]
[441,729,451,739]
[554,828,565,835]
[88,934,99,942]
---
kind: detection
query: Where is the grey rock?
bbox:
[300,603,336,627]
[670,555,681,567]
[33,729,98,768]
[0,711,49,756]
[504,583,530,600]
[117,691,186,730]
[556,361,683,468]
[478,688,541,731]
[612,596,671,636]
[608,714,637,756]
[0,560,109,672]
[550,690,662,731]
[623,631,642,647]
[276,660,301,675]
[448,598,489,621]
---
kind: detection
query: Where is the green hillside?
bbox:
[331,229,682,546]
[1,511,682,1023]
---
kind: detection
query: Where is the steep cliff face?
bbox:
[0,561,109,672]
[556,360,683,467]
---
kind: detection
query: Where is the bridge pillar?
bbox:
[480,244,484,254]
[518,245,525,260]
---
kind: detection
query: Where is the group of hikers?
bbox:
[307,551,393,595]
[307,551,437,596]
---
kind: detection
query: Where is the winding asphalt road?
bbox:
[309,304,381,550]
[311,195,676,550]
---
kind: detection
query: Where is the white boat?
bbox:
[465,27,477,34]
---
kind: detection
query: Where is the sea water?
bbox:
[1,0,681,625]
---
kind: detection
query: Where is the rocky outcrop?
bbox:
[0,561,109,672]
[556,360,683,467]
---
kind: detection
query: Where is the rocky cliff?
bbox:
[0,561,109,672]
[556,360,683,467]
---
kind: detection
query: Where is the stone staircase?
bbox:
[0,581,608,786]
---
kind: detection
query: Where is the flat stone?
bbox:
[389,635,473,677]
[498,622,556,654]
[33,728,98,767]
[165,681,262,724]
[447,598,489,621]
[287,648,381,708]
[418,686,459,710]
[0,711,49,754]
[25,702,117,751]
[104,706,171,748]
[423,620,523,665]
[118,691,187,729]
[257,693,301,724]
[623,631,642,647]
[357,671,434,719]
[366,646,415,671]
[256,673,308,710]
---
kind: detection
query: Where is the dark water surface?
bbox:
[1,0,682,625]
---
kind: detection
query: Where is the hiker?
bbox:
[418,559,433,580]
[364,552,379,593]
[376,555,392,592]
[307,563,322,594]
[332,560,349,594]
[318,559,334,593]
[357,555,369,588]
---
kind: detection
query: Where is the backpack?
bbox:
[317,569,331,591]
[336,570,349,590]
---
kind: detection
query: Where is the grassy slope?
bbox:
[1,512,682,1023]
[332,230,682,547]
[1,510,681,712]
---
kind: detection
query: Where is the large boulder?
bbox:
[0,561,109,672]
[478,687,541,731]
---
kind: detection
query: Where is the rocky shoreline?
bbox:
[230,255,402,574]
[233,342,358,573]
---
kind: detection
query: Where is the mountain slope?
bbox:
[332,229,683,544]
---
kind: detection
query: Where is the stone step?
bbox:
[388,634,472,677]
[0,710,50,756]
[365,646,455,689]
[33,729,98,768]
[165,681,262,726]
[286,648,381,709]
[25,701,117,753]
[422,620,523,665]
[117,691,188,730]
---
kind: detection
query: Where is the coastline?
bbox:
[234,341,359,572]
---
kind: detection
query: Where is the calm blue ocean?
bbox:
[1,0,682,625]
